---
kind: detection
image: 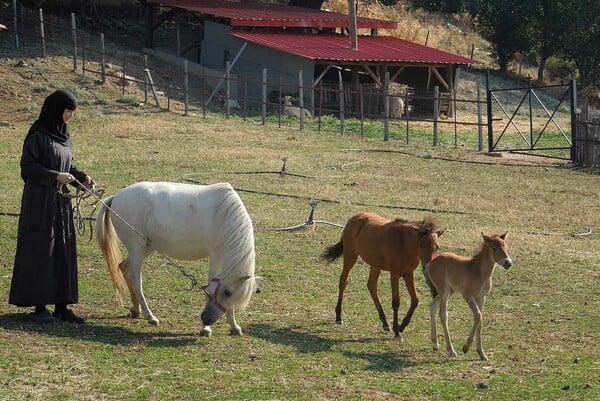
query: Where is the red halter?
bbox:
[201,278,227,312]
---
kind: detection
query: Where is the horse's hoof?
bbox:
[147,317,160,326]
[335,320,343,325]
[432,343,440,351]
[462,345,470,354]
[383,325,391,332]
[199,328,212,337]
[128,311,140,318]
[229,328,243,336]
[449,350,457,357]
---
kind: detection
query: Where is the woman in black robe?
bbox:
[9,89,95,324]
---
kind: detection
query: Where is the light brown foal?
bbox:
[322,212,445,337]
[423,232,513,360]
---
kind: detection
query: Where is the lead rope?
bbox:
[66,178,199,289]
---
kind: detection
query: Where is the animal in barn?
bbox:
[218,92,241,111]
[390,95,405,118]
[280,95,313,119]
[96,181,257,337]
[423,232,513,361]
[322,212,446,337]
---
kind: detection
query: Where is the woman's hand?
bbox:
[56,172,74,187]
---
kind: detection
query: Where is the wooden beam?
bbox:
[313,64,333,86]
[362,65,381,88]
[390,66,405,83]
[430,66,450,91]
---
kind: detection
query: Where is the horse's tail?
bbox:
[422,263,438,298]
[322,238,343,264]
[95,195,126,305]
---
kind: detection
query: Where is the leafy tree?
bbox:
[473,0,534,72]
[528,0,570,82]
[560,0,600,87]
[408,0,476,13]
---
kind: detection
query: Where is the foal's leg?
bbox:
[394,271,419,336]
[121,251,159,326]
[463,295,487,360]
[439,291,457,357]
[226,309,242,336]
[463,295,488,360]
[367,268,389,331]
[429,295,441,350]
[335,252,358,324]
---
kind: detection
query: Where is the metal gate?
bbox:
[486,77,577,160]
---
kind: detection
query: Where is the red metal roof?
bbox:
[150,0,397,29]
[230,32,477,65]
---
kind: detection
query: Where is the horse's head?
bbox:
[482,231,513,269]
[200,275,255,325]
[416,225,446,265]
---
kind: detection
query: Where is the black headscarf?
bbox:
[34,89,78,147]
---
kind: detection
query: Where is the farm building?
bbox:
[144,0,477,115]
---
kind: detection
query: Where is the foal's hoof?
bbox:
[148,318,160,326]
[383,325,391,332]
[199,328,212,337]
[335,319,343,325]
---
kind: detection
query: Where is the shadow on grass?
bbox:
[247,322,415,371]
[341,350,415,372]
[0,312,199,348]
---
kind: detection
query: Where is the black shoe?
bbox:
[53,309,85,324]
[30,309,58,324]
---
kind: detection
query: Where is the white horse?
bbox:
[96,182,257,337]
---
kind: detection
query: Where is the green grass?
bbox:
[0,69,599,400]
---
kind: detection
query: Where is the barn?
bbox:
[144,0,476,114]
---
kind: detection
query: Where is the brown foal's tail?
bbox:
[321,239,343,264]
[422,264,438,298]
[95,196,126,305]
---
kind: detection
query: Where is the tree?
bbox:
[560,0,600,87]
[529,0,570,82]
[474,0,534,72]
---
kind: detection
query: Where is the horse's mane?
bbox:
[213,184,256,310]
[393,216,440,236]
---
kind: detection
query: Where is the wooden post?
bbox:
[384,71,390,141]
[433,85,439,145]
[477,78,483,151]
[39,9,46,57]
[404,90,410,143]
[13,0,19,49]
[184,60,189,116]
[261,68,267,125]
[144,55,149,103]
[100,33,106,84]
[486,70,493,152]
[348,0,358,50]
[299,70,304,130]
[201,68,206,118]
[338,71,345,136]
[570,79,577,162]
[225,60,231,118]
[71,13,77,72]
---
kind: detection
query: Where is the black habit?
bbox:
[9,90,88,307]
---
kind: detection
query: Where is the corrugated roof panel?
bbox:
[151,0,397,29]
[230,32,477,65]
